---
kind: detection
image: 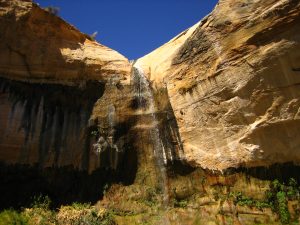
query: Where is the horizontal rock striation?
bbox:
[137,0,300,171]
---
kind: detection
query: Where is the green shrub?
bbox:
[174,199,188,208]
[100,211,116,225]
[229,178,300,224]
[90,130,99,137]
[276,191,290,224]
[43,6,60,16]
[57,203,116,225]
[30,194,51,209]
[265,178,299,224]
[287,178,299,200]
[71,202,92,210]
[0,210,28,225]
[229,192,269,210]
[143,187,158,207]
[22,207,56,225]
[0,194,115,225]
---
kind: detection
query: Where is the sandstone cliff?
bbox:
[0,0,130,85]
[137,0,300,171]
[1,0,300,173]
[0,0,131,171]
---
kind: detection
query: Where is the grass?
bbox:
[0,195,116,225]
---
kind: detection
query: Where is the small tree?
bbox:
[90,31,98,40]
[44,6,60,16]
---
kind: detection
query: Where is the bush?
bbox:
[70,202,92,210]
[43,6,60,16]
[265,179,296,224]
[276,191,290,224]
[0,194,115,225]
[174,199,188,208]
[57,204,116,225]
[229,192,269,210]
[0,210,28,225]
[22,207,56,225]
[229,178,300,224]
[30,195,51,210]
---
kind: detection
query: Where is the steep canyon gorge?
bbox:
[1,0,300,224]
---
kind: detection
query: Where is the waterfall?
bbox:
[93,104,121,170]
[108,104,120,170]
[132,65,170,207]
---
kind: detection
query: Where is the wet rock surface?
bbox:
[0,77,105,170]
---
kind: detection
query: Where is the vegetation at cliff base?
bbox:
[0,195,116,225]
[230,178,300,224]
[265,179,299,224]
[0,210,28,225]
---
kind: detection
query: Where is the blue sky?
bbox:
[35,1,218,59]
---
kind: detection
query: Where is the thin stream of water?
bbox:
[132,64,170,208]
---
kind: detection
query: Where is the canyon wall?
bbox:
[0,0,130,85]
[0,0,300,184]
[0,0,132,171]
[137,0,300,171]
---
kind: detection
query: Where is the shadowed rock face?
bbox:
[0,77,105,170]
[0,0,133,171]
[0,1,138,209]
[0,163,118,210]
[137,0,300,171]
[90,66,185,181]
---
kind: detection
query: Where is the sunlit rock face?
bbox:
[0,0,131,85]
[0,0,183,184]
[0,0,132,172]
[1,0,300,175]
[137,0,300,171]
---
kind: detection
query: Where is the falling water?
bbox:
[132,65,170,208]
[108,104,120,170]
[93,104,122,170]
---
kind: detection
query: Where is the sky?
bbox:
[35,0,218,60]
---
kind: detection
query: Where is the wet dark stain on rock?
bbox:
[0,77,105,169]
